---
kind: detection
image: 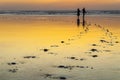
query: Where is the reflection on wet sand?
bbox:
[77,18,80,27]
[77,16,89,33]
[82,18,86,27]
[0,15,120,80]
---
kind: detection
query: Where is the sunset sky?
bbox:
[0,0,120,10]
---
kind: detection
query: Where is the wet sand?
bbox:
[0,15,120,80]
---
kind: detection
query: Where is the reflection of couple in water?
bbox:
[77,8,86,27]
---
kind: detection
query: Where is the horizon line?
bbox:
[0,9,120,11]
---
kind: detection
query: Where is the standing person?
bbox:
[82,8,86,27]
[77,8,80,18]
[77,8,80,27]
[82,8,86,20]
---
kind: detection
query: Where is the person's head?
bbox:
[83,8,85,10]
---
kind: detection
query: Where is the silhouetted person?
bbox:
[82,8,86,21]
[77,8,80,18]
[77,8,80,27]
[82,8,87,27]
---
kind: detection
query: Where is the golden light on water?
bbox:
[0,0,120,79]
[0,15,120,80]
[0,15,119,56]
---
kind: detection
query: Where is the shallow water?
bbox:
[0,15,120,80]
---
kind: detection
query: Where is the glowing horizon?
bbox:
[0,0,120,10]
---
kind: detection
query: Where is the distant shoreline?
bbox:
[0,10,119,16]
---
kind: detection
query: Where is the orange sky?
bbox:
[0,0,120,10]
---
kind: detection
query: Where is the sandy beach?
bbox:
[0,15,120,80]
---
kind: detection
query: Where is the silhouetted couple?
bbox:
[77,8,86,19]
[77,8,86,27]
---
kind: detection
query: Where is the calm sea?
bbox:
[0,10,120,16]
